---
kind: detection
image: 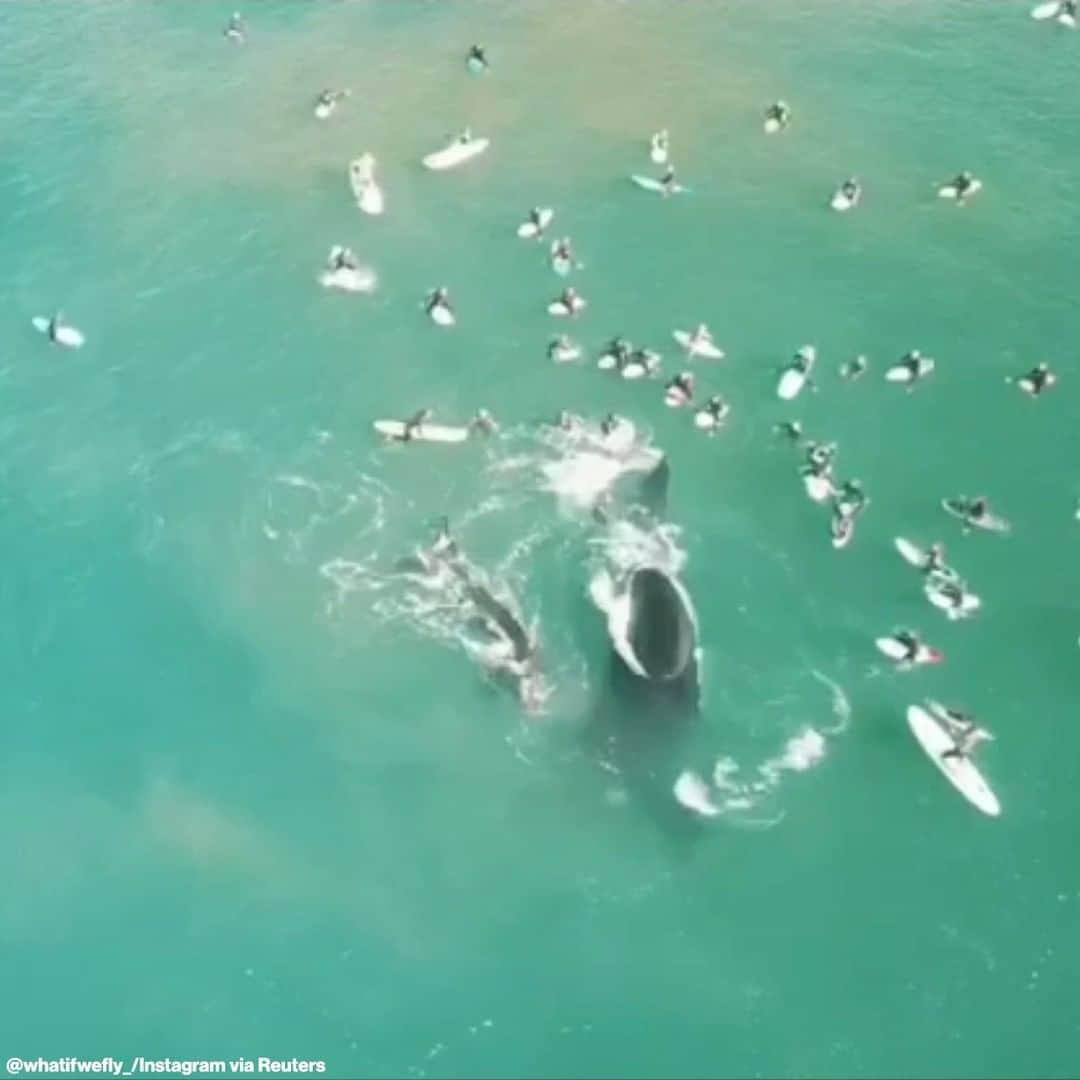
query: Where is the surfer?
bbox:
[695,395,729,432]
[466,45,489,72]
[892,629,925,665]
[660,166,679,197]
[550,410,583,434]
[329,246,358,271]
[774,420,804,444]
[898,349,928,381]
[426,287,454,322]
[470,409,498,436]
[950,496,991,529]
[458,127,474,145]
[551,237,576,274]
[765,101,791,130]
[621,348,661,379]
[665,372,695,408]
[526,207,547,234]
[937,707,992,762]
[548,335,578,363]
[928,577,973,617]
[401,408,433,442]
[224,12,246,43]
[46,311,61,343]
[805,440,837,472]
[599,413,623,438]
[1011,362,1056,397]
[840,354,868,380]
[836,178,861,207]
[923,542,948,575]
[834,479,867,518]
[949,171,979,202]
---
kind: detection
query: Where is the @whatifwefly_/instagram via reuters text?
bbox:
[5,1058,328,1076]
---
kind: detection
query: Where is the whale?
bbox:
[396,526,548,712]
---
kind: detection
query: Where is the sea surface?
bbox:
[1,2,1079,1078]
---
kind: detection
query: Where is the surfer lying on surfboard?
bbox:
[932,704,992,762]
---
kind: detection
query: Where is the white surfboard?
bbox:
[694,410,719,430]
[319,266,376,293]
[942,498,1010,534]
[348,154,384,215]
[938,178,982,201]
[422,136,490,171]
[674,771,719,817]
[1060,10,1078,26]
[549,340,581,364]
[832,513,855,549]
[664,383,692,408]
[630,174,688,195]
[428,303,455,327]
[906,704,1000,817]
[875,637,943,664]
[517,208,554,239]
[32,316,84,348]
[597,354,618,372]
[673,330,725,360]
[885,357,935,383]
[777,364,810,400]
[831,186,860,212]
[764,117,783,134]
[894,537,928,568]
[803,470,834,503]
[926,582,981,618]
[315,101,334,120]
[1032,1,1063,18]
[548,297,585,317]
[373,420,469,444]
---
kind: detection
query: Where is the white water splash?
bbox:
[678,673,852,823]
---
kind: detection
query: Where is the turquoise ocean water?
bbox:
[2,2,1079,1077]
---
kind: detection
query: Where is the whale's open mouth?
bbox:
[626,567,696,681]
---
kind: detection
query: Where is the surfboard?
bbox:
[348,155,384,215]
[830,187,860,212]
[315,101,335,120]
[373,420,470,444]
[517,208,554,239]
[597,354,618,372]
[466,54,488,74]
[664,385,692,408]
[894,537,928,568]
[32,317,84,348]
[694,410,720,430]
[319,266,376,293]
[1031,1,1063,18]
[777,364,810,400]
[906,704,1000,817]
[832,513,855,549]
[427,303,455,326]
[422,136,490,171]
[925,581,981,618]
[942,497,1010,533]
[764,116,783,134]
[630,175,688,195]
[551,253,574,276]
[674,771,719,817]
[938,178,983,201]
[673,330,725,360]
[621,363,650,381]
[885,357,935,383]
[803,470,834,503]
[548,298,585,317]
[549,341,581,364]
[1060,10,1078,26]
[876,637,943,664]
